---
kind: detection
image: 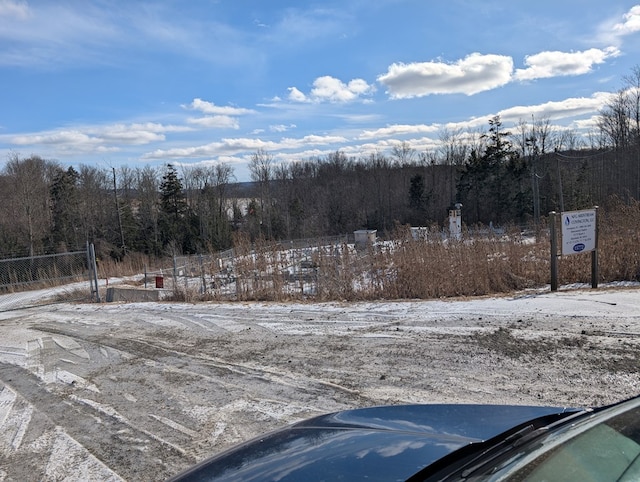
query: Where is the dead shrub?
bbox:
[101,198,640,303]
[363,224,548,300]
[232,233,292,302]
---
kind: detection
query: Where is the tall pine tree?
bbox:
[159,164,195,253]
[457,116,531,224]
[50,166,81,251]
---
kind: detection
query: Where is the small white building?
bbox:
[354,229,377,248]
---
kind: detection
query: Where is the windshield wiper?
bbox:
[455,409,591,481]
[458,424,547,478]
[410,408,591,482]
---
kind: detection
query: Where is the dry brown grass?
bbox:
[232,232,292,301]
[216,225,552,302]
[361,225,548,300]
[97,252,151,279]
[598,198,640,282]
[553,200,640,284]
[101,200,640,303]
[229,201,640,301]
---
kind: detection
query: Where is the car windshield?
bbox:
[482,398,640,481]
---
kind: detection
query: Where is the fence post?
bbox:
[592,206,599,289]
[85,242,93,299]
[549,212,558,292]
[199,255,207,294]
[173,255,178,292]
[90,243,101,302]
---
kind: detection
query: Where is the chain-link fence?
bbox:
[0,248,96,312]
[140,235,351,301]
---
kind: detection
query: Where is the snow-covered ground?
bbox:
[1,282,639,481]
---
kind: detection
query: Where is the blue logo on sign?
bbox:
[565,217,570,226]
[573,243,585,252]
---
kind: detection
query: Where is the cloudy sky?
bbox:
[1,0,639,181]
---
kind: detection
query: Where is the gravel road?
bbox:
[1,288,639,481]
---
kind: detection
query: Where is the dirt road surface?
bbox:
[1,287,639,480]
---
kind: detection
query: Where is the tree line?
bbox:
[1,67,639,260]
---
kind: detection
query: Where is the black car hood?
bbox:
[169,404,574,482]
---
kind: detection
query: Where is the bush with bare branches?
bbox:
[102,200,640,303]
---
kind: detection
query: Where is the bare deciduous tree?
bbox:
[3,155,56,256]
[249,149,275,238]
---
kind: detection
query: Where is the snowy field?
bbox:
[1,283,640,480]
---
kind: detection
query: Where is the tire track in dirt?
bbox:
[33,324,366,401]
[0,362,194,481]
[14,323,370,479]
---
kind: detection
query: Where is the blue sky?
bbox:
[1,0,639,181]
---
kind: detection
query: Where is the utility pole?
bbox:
[112,168,126,256]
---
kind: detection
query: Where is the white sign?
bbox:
[561,209,596,256]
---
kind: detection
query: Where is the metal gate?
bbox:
[0,244,99,312]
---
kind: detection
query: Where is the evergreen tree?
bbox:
[50,166,81,251]
[158,164,196,253]
[408,174,429,225]
[457,116,531,224]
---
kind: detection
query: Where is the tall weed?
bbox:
[103,199,640,302]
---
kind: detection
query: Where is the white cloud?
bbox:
[0,0,29,19]
[143,134,348,160]
[515,47,620,81]
[6,122,190,156]
[183,98,255,116]
[426,93,614,134]
[288,76,376,103]
[359,124,441,140]
[378,45,620,99]
[0,2,124,67]
[310,76,375,102]
[276,149,333,162]
[182,99,255,130]
[342,136,440,158]
[287,87,307,102]
[94,122,189,144]
[8,129,121,155]
[139,91,613,164]
[0,1,260,68]
[270,124,296,132]
[612,5,640,36]
[187,116,240,129]
[378,53,514,98]
[293,134,347,145]
[355,93,614,153]
[496,92,614,123]
[144,138,279,159]
[11,130,101,147]
[571,115,599,129]
[334,114,383,124]
[100,130,165,145]
[597,5,640,45]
